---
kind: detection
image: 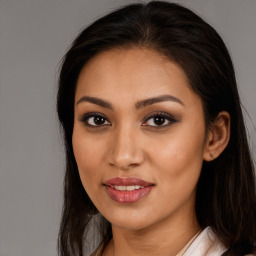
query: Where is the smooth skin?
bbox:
[72,47,230,256]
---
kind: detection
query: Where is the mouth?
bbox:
[109,185,146,191]
[104,177,155,203]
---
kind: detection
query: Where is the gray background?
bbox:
[0,0,255,256]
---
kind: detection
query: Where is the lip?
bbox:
[105,177,153,187]
[104,177,154,203]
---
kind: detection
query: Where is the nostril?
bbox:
[108,161,141,172]
[129,163,140,168]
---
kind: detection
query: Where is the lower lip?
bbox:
[105,186,153,203]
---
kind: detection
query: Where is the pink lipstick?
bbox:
[104,177,154,203]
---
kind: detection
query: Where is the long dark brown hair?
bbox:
[57,1,256,255]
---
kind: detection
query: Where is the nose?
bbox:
[108,125,145,170]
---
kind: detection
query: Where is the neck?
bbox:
[103,205,200,256]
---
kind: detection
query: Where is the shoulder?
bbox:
[183,227,227,256]
[184,227,256,256]
[245,252,256,256]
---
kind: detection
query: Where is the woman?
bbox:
[57,1,256,255]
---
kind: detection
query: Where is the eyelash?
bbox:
[80,112,176,128]
[80,112,111,127]
[143,112,177,127]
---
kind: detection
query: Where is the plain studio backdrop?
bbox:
[0,0,255,255]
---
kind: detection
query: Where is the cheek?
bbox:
[72,131,110,211]
[72,127,104,192]
[150,121,206,194]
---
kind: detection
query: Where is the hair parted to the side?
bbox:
[57,1,256,255]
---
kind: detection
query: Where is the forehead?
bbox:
[75,47,199,107]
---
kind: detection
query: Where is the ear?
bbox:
[203,111,230,161]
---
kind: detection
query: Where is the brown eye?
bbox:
[143,112,176,127]
[152,116,166,126]
[81,113,110,127]
[93,116,106,125]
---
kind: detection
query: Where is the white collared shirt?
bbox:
[91,226,255,256]
[183,227,227,256]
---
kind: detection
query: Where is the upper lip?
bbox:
[104,177,154,187]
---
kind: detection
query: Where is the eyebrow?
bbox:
[135,94,184,109]
[77,96,113,109]
[76,94,184,109]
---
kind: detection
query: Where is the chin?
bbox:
[110,218,152,231]
[102,207,161,231]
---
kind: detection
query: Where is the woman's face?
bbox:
[73,47,208,231]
